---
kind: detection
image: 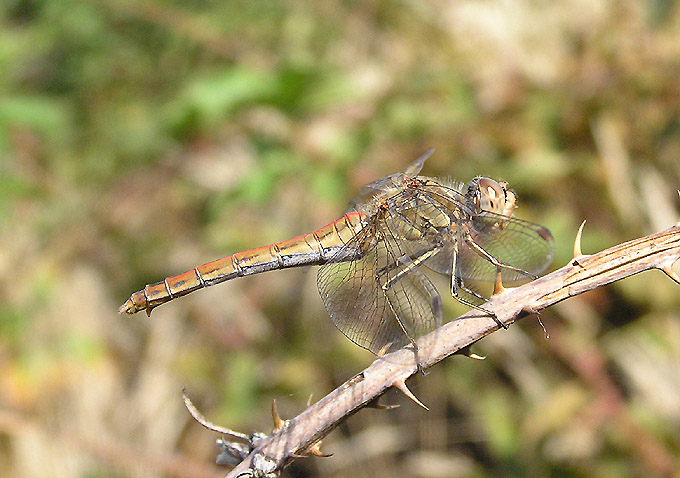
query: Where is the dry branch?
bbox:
[219,224,680,478]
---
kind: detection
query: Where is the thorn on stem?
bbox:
[660,263,680,286]
[392,378,429,411]
[573,220,587,263]
[458,345,486,360]
[492,266,505,296]
[272,400,286,433]
[307,441,333,458]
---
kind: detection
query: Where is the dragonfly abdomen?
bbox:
[119,212,366,316]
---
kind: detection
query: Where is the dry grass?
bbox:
[2,1,680,477]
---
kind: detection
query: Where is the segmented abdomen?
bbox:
[119,212,365,316]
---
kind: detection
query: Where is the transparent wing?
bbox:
[352,149,434,202]
[456,212,555,284]
[366,179,554,286]
[317,222,442,356]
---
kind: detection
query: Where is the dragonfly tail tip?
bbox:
[118,300,134,315]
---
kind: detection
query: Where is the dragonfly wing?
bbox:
[381,252,443,349]
[317,226,442,356]
[456,212,555,284]
[403,147,434,178]
[353,149,434,202]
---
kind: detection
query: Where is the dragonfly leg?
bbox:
[450,250,507,329]
[380,247,440,291]
[456,279,488,302]
[378,247,443,362]
[462,226,536,279]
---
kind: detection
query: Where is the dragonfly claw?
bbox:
[494,315,508,329]
[521,305,549,339]
[366,397,400,410]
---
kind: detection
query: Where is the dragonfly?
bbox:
[120,149,555,357]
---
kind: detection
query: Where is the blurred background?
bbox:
[2,1,680,477]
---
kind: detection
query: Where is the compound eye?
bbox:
[476,178,506,214]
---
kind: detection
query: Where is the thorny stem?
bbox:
[224,224,680,478]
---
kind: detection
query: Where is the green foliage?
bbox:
[2,1,680,477]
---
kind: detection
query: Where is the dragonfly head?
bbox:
[468,177,516,217]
